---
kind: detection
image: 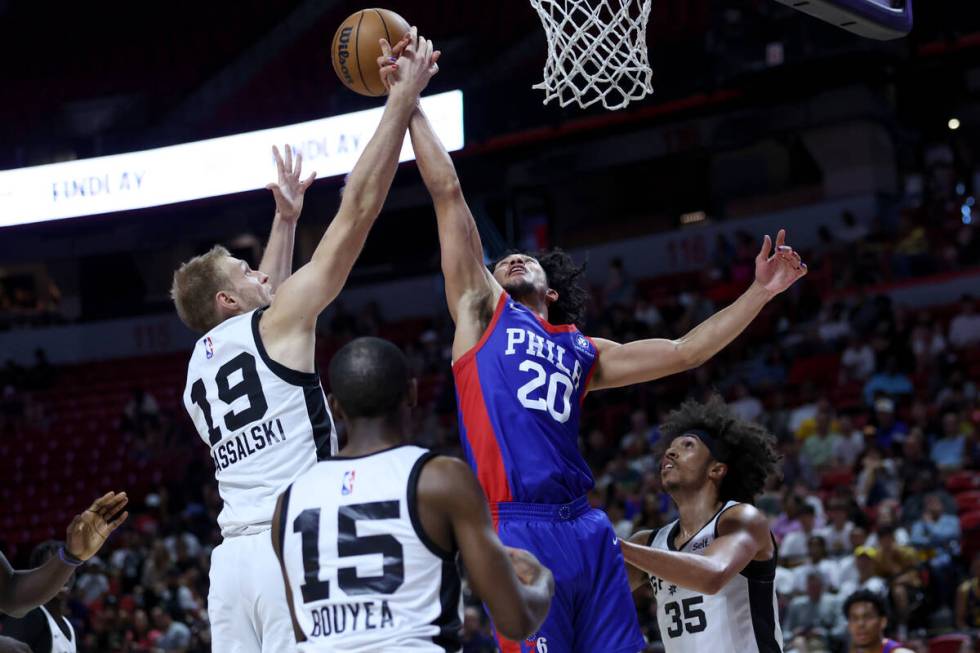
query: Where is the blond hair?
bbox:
[171,245,233,333]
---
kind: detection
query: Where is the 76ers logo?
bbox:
[520,636,548,652]
[341,470,356,496]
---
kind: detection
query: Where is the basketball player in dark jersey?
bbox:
[622,396,782,653]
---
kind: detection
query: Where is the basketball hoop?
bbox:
[530,0,653,111]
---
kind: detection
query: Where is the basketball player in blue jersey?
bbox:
[380,34,807,652]
[622,396,783,652]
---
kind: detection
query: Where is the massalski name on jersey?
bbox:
[210,417,288,471]
[308,600,395,639]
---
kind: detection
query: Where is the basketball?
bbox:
[331,9,411,97]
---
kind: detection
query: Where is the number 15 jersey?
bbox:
[183,308,336,537]
[452,292,598,505]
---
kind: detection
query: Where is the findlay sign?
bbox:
[0,90,464,228]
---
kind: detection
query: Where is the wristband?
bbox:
[58,546,85,567]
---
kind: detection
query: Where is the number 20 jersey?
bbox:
[648,501,783,653]
[183,308,336,538]
[452,292,598,505]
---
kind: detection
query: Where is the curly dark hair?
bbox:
[843,589,889,620]
[491,248,589,328]
[654,394,781,503]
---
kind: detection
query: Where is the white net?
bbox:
[530,0,653,111]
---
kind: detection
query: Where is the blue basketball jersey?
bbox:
[452,292,598,505]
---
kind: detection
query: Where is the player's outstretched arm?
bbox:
[620,504,770,596]
[259,144,316,292]
[588,229,807,391]
[0,491,128,617]
[407,106,502,324]
[263,28,438,338]
[418,457,554,640]
[624,529,654,591]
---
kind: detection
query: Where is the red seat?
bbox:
[956,491,980,514]
[929,634,971,653]
[947,471,980,494]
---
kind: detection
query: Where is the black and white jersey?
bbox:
[277,445,462,652]
[41,606,76,653]
[183,308,336,537]
[647,501,783,653]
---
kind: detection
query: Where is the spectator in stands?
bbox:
[602,257,633,306]
[781,504,819,565]
[855,448,900,508]
[817,500,855,558]
[122,387,160,434]
[782,572,845,650]
[151,606,190,652]
[833,415,867,468]
[864,359,913,406]
[817,302,851,345]
[931,411,967,471]
[729,381,764,423]
[838,546,888,599]
[870,397,909,452]
[871,525,921,631]
[948,294,980,349]
[910,315,946,373]
[461,606,496,653]
[789,384,820,435]
[793,536,840,594]
[866,502,910,548]
[633,297,663,332]
[841,335,876,383]
[910,493,960,604]
[955,553,980,631]
[800,405,843,471]
[838,526,869,588]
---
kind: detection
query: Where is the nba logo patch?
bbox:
[341,470,355,496]
[203,336,215,359]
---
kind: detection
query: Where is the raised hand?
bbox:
[754,229,807,296]
[65,491,129,561]
[378,26,441,98]
[266,144,316,223]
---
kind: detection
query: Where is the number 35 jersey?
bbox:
[648,501,783,653]
[452,292,598,505]
[183,308,336,538]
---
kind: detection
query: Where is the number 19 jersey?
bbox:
[648,501,783,653]
[452,292,598,505]
[183,308,336,537]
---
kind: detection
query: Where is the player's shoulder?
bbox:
[716,502,769,536]
[627,528,659,547]
[415,455,484,508]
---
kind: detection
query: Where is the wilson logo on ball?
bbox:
[335,27,355,86]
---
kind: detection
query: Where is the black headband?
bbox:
[685,428,729,463]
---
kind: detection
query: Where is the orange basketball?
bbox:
[331,9,411,97]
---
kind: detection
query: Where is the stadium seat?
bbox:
[956,491,980,514]
[928,634,971,653]
[946,471,980,494]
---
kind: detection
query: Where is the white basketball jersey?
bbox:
[278,445,462,652]
[648,501,782,653]
[183,308,337,537]
[40,606,76,653]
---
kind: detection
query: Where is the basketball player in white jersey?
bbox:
[272,337,555,652]
[171,28,441,653]
[0,542,78,653]
[622,395,783,653]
